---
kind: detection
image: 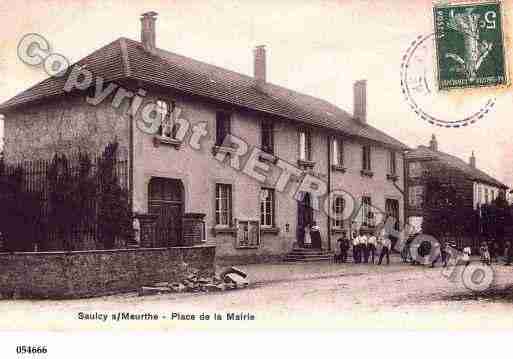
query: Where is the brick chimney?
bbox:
[429,134,438,151]
[353,80,367,123]
[254,45,266,88]
[141,11,158,53]
[470,151,476,168]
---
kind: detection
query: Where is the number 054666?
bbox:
[16,345,47,355]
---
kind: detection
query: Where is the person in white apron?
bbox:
[304,225,312,248]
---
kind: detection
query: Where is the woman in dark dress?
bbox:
[310,221,322,249]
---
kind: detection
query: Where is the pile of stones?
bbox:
[138,266,249,296]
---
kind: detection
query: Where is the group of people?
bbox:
[479,240,513,266]
[337,230,392,265]
[430,239,513,268]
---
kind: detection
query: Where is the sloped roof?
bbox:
[0,37,408,150]
[406,145,508,189]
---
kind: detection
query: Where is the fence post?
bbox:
[134,213,159,248]
[182,213,206,246]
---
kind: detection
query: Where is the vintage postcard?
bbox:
[1,0,513,356]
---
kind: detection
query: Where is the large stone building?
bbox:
[405,135,508,240]
[0,13,408,262]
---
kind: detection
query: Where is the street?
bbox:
[1,257,512,330]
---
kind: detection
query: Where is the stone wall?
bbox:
[2,95,130,163]
[0,245,215,299]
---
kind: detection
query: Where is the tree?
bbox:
[47,154,75,250]
[480,196,511,251]
[97,142,131,249]
[0,166,41,251]
[422,178,479,245]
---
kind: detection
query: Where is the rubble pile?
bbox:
[138,266,249,296]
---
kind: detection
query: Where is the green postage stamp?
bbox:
[434,1,507,90]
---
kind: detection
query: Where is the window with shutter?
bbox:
[362,145,371,171]
[215,112,231,146]
[261,120,274,154]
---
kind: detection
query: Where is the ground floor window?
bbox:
[236,219,260,248]
[408,185,424,207]
[260,188,275,227]
[385,198,400,231]
[215,183,232,226]
[361,196,373,227]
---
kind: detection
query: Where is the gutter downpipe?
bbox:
[327,135,332,252]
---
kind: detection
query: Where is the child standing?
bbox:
[462,246,472,266]
[480,242,491,266]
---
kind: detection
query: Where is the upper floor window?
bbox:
[157,100,178,139]
[332,196,345,228]
[408,162,423,178]
[299,129,312,161]
[332,138,344,166]
[388,150,397,176]
[408,185,424,207]
[362,145,372,171]
[215,183,232,226]
[260,188,275,227]
[215,111,231,146]
[261,120,274,155]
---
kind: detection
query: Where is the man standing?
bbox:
[360,231,369,264]
[352,230,360,263]
[462,245,471,266]
[489,239,497,263]
[367,231,377,264]
[505,240,513,266]
[337,233,350,263]
[378,234,391,265]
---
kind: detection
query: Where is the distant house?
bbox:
[0,12,408,262]
[405,134,508,242]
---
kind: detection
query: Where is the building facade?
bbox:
[405,135,508,238]
[0,13,408,262]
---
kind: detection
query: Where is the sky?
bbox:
[0,0,512,186]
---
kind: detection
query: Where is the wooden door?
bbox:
[148,178,184,247]
[297,192,313,247]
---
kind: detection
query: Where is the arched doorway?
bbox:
[148,178,184,247]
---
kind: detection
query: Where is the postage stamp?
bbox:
[433,1,507,90]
